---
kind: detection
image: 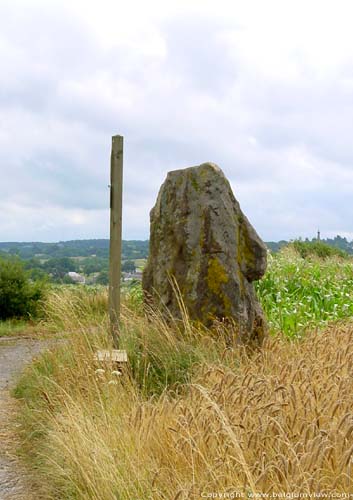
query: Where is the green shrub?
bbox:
[292,240,348,259]
[0,257,46,320]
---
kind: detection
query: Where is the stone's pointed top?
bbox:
[167,162,225,179]
[199,162,222,172]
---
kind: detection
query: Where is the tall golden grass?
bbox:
[15,287,353,498]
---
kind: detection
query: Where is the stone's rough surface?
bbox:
[143,163,268,345]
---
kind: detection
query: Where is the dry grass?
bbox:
[14,287,353,499]
[42,286,109,332]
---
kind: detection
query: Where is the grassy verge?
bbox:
[0,319,50,338]
[0,319,29,337]
[13,250,353,497]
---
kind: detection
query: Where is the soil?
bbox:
[0,337,48,499]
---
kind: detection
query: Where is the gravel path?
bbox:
[0,337,48,500]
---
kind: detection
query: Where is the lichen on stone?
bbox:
[207,258,229,294]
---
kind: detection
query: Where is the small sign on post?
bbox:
[109,135,124,349]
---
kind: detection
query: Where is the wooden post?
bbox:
[109,135,123,349]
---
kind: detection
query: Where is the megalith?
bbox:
[142,163,268,345]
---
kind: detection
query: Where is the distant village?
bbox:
[65,267,143,285]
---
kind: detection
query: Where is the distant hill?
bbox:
[265,241,288,253]
[0,240,149,260]
[0,235,352,261]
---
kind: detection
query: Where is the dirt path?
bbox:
[0,337,48,500]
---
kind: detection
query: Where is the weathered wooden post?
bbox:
[109,135,123,349]
[94,135,127,369]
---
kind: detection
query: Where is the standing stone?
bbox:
[143,163,268,345]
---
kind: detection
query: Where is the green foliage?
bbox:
[121,260,136,273]
[123,281,144,311]
[0,240,150,284]
[0,319,29,337]
[267,235,353,255]
[292,240,347,259]
[0,239,149,260]
[124,327,203,396]
[42,257,77,282]
[27,267,49,281]
[81,256,108,275]
[265,240,288,253]
[96,270,109,285]
[0,257,46,320]
[14,347,59,402]
[256,249,353,337]
[62,274,76,285]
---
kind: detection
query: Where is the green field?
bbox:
[256,247,353,336]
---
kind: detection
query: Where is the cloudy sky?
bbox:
[1,0,353,242]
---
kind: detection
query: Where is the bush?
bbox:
[291,240,347,259]
[96,270,109,285]
[121,259,136,273]
[0,257,46,320]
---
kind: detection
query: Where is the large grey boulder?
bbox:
[143,163,268,345]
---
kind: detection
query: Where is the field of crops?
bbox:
[256,247,353,337]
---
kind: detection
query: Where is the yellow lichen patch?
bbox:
[222,293,233,317]
[206,258,234,318]
[236,223,248,294]
[207,258,229,295]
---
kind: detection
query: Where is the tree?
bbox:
[122,260,136,273]
[42,257,77,281]
[0,257,45,320]
[82,256,107,275]
[62,274,76,285]
[96,270,109,285]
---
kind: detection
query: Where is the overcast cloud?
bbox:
[1,0,353,242]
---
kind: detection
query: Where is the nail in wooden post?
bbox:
[109,135,123,349]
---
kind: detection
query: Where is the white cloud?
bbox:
[1,0,353,241]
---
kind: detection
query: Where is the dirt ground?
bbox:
[0,337,47,499]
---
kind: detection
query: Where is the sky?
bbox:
[1,0,353,242]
